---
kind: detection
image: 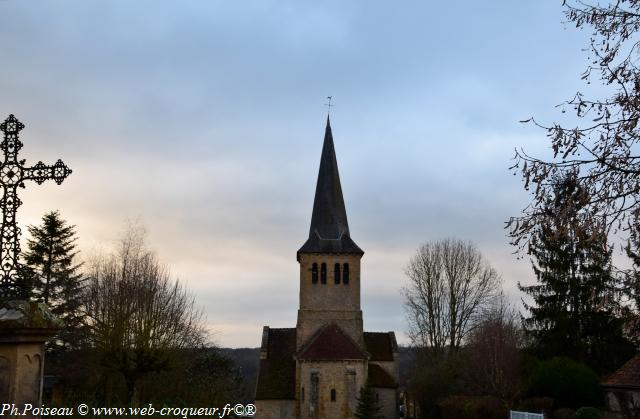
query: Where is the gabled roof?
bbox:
[364,332,398,362]
[297,117,363,259]
[368,363,397,388]
[297,323,367,361]
[255,327,297,400]
[602,354,640,389]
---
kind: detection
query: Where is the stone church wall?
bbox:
[373,387,397,419]
[255,400,295,419]
[297,253,363,348]
[298,253,361,311]
[298,360,366,419]
[605,389,640,417]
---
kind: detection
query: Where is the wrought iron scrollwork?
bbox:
[0,115,72,298]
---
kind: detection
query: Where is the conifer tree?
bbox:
[521,172,632,372]
[354,381,385,419]
[24,210,85,351]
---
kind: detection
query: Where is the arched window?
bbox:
[330,389,336,402]
[320,263,327,284]
[343,263,349,284]
[334,263,341,284]
[311,263,318,284]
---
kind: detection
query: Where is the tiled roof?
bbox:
[364,332,397,362]
[602,354,640,389]
[297,323,367,360]
[255,327,297,400]
[368,363,396,388]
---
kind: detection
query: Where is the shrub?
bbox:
[553,408,576,419]
[575,407,601,419]
[439,395,507,419]
[526,357,603,409]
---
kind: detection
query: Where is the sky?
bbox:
[0,1,598,347]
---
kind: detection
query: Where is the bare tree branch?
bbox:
[403,238,501,357]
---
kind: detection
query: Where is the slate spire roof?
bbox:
[297,117,363,258]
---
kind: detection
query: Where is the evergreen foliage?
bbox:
[520,173,633,372]
[354,381,385,419]
[526,357,603,409]
[23,210,85,351]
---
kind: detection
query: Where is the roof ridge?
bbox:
[296,323,368,360]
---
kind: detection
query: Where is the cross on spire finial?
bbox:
[325,96,334,115]
[0,115,72,298]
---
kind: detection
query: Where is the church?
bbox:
[254,117,399,419]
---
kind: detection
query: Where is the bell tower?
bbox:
[296,117,364,349]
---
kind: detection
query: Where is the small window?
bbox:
[334,263,341,284]
[330,388,336,402]
[375,392,379,402]
[311,263,318,284]
[302,387,305,402]
[343,263,349,284]
[320,263,327,284]
[311,372,319,407]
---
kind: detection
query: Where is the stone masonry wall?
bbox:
[297,253,363,349]
[373,387,397,419]
[298,360,366,419]
[255,400,296,419]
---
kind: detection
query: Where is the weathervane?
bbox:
[0,115,72,298]
[325,96,334,115]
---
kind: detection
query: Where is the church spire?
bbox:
[297,117,363,258]
[310,116,349,240]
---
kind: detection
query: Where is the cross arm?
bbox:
[24,159,72,185]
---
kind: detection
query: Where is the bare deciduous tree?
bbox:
[464,295,523,404]
[508,1,640,251]
[403,238,501,357]
[84,226,206,404]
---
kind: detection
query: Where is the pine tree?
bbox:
[24,211,85,351]
[354,381,385,419]
[521,173,633,373]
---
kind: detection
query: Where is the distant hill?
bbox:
[220,347,260,402]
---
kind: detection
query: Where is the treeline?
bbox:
[401,0,640,417]
[403,203,637,418]
[402,173,638,418]
[21,212,248,407]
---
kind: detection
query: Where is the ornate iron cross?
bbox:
[0,115,72,298]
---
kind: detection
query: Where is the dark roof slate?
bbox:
[602,354,640,389]
[255,327,297,400]
[368,363,397,388]
[364,332,397,362]
[298,117,363,258]
[297,323,367,361]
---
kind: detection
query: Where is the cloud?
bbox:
[0,0,593,347]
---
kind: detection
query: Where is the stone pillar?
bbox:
[0,300,60,418]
